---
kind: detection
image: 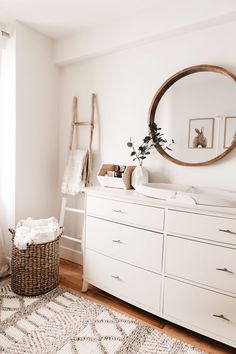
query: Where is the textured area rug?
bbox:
[0,280,205,354]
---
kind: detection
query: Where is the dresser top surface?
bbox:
[84,186,236,218]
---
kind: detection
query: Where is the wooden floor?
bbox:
[59,259,234,354]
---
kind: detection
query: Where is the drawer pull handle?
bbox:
[111,275,120,280]
[219,229,236,235]
[112,239,122,243]
[113,209,123,213]
[213,314,230,322]
[216,267,233,274]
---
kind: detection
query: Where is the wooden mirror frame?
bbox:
[148,64,236,166]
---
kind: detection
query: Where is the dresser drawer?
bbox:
[165,236,236,294]
[167,210,236,245]
[86,196,164,230]
[84,249,161,314]
[164,278,236,343]
[86,216,163,273]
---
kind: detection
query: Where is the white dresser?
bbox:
[82,187,236,348]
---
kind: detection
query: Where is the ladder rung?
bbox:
[62,235,82,244]
[74,121,93,126]
[65,207,85,214]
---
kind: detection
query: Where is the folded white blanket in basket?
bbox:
[16,216,58,228]
[14,217,60,250]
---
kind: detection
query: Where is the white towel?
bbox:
[14,226,32,250]
[61,149,89,195]
[16,216,58,228]
[14,218,60,250]
[31,225,59,244]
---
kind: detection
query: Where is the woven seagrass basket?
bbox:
[9,227,63,296]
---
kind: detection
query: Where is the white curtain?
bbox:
[0,228,9,278]
[0,32,10,278]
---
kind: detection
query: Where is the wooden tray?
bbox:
[97,164,135,190]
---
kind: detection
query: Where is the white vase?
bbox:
[131,165,149,190]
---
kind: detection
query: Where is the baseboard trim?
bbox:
[60,245,83,265]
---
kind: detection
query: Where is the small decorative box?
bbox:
[97,164,135,190]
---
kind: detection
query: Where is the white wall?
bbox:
[15,21,59,222]
[0,22,59,255]
[58,20,236,194]
[54,2,236,65]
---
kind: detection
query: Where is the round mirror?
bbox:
[149,65,236,166]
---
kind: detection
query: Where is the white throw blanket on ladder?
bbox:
[61,149,89,195]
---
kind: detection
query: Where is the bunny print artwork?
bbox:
[193,127,207,148]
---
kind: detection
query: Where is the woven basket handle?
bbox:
[58,226,64,239]
[8,228,16,241]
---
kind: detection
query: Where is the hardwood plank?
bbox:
[59,258,235,354]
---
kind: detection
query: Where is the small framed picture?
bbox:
[188,118,214,149]
[224,116,236,148]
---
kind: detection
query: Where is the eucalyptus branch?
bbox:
[127,138,142,165]
[127,122,175,165]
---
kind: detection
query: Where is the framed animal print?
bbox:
[188,118,214,149]
[224,116,236,148]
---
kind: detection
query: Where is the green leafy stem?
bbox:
[127,122,175,166]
